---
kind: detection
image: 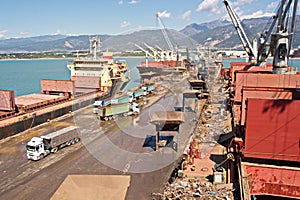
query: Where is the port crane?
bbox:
[223,0,298,74]
[156,13,175,53]
[156,13,181,63]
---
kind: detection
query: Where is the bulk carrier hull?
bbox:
[0,36,130,139]
[0,78,127,139]
[220,61,300,199]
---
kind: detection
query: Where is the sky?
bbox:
[0,0,299,39]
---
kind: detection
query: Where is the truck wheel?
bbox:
[123,113,128,117]
[75,138,80,143]
[109,116,113,120]
[104,117,108,121]
[52,147,58,153]
[39,154,44,160]
[71,139,75,145]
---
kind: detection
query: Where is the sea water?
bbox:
[0,58,143,97]
[0,58,299,97]
[0,59,71,96]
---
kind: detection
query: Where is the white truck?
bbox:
[26,126,80,161]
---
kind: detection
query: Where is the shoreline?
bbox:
[0,55,147,61]
[0,57,73,61]
[1,55,300,61]
[222,56,300,60]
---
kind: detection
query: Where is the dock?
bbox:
[152,61,235,199]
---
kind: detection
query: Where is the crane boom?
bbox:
[134,43,155,58]
[156,13,175,53]
[223,0,298,73]
[143,43,160,60]
[223,0,256,62]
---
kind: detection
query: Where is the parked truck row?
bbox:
[26,126,80,161]
[93,84,156,120]
[26,85,155,160]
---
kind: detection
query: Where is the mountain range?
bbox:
[0,16,299,53]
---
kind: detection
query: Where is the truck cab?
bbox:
[26,137,49,161]
[93,100,111,114]
[131,102,140,114]
[142,86,148,96]
[93,100,103,114]
[127,91,134,103]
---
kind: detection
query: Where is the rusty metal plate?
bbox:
[245,99,300,162]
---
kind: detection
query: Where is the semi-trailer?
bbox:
[128,89,144,102]
[26,126,80,161]
[93,95,131,114]
[97,102,140,121]
[111,95,130,104]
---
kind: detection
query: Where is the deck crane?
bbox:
[223,0,298,74]
[155,45,163,52]
[143,43,160,61]
[223,0,257,63]
[269,0,298,74]
[155,45,168,61]
[134,43,155,59]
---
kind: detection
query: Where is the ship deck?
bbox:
[15,94,68,109]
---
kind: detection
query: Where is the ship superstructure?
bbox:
[67,36,129,94]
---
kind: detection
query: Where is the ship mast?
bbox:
[89,36,101,60]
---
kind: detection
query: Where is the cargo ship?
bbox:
[66,35,129,95]
[0,36,129,139]
[135,46,194,83]
[134,15,195,83]
[158,1,299,199]
[218,1,300,199]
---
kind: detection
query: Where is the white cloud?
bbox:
[20,31,30,36]
[54,29,61,35]
[66,33,79,36]
[120,21,131,28]
[0,30,9,38]
[267,1,277,10]
[232,0,253,6]
[156,10,171,18]
[240,10,274,19]
[196,0,221,14]
[128,0,137,4]
[118,0,123,5]
[180,10,192,21]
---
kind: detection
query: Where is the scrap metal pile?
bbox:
[152,178,234,200]
[152,62,234,200]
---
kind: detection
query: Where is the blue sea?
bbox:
[0,58,144,97]
[0,58,299,97]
